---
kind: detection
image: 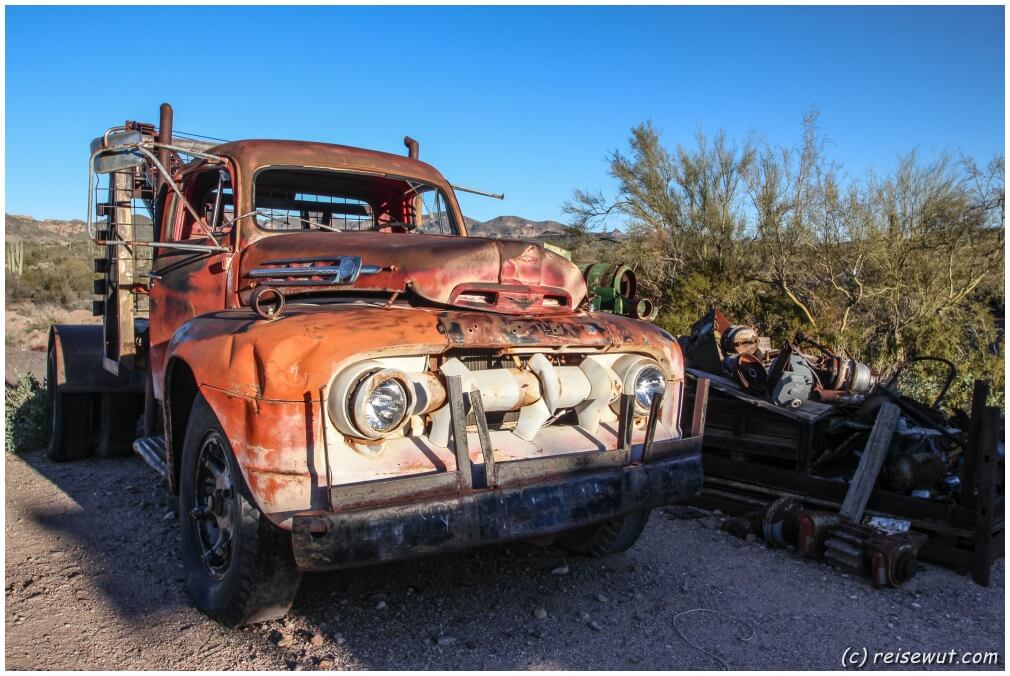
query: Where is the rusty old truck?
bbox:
[47,104,707,626]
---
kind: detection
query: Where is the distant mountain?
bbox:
[464,215,569,241]
[6,213,153,243]
[465,215,627,244]
[5,214,90,242]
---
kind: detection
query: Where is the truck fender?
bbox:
[47,325,144,459]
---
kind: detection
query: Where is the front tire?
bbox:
[558,509,652,557]
[179,394,301,627]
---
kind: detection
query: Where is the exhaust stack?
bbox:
[157,103,173,189]
[403,136,419,159]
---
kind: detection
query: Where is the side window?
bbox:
[178,168,234,240]
[414,187,455,235]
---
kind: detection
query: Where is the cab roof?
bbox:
[205,139,450,187]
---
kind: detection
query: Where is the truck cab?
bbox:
[48,104,707,626]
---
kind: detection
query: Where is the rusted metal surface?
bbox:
[238,231,587,314]
[866,530,928,588]
[290,446,702,571]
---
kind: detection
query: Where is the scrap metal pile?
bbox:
[678,308,1004,588]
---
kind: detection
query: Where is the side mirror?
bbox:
[90,129,145,174]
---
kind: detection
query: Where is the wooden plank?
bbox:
[616,393,635,454]
[839,401,900,522]
[446,375,473,490]
[962,380,990,505]
[641,392,665,461]
[494,448,628,487]
[104,170,137,375]
[972,406,1000,586]
[329,471,461,512]
[691,377,710,438]
[469,387,496,487]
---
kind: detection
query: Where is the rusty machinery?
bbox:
[680,307,1003,587]
[580,263,658,321]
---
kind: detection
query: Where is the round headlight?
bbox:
[350,370,413,438]
[363,379,408,432]
[634,365,666,409]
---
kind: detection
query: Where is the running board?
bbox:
[132,435,169,480]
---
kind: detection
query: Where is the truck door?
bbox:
[148,167,235,398]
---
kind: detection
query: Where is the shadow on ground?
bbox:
[8,445,1006,670]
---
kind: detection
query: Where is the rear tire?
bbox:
[179,394,301,627]
[46,342,94,462]
[558,509,652,557]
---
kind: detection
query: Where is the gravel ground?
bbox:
[4,445,1004,671]
[5,348,46,385]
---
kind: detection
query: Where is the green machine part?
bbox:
[579,263,656,320]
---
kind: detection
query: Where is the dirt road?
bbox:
[5,445,1003,670]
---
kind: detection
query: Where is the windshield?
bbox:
[252,167,458,236]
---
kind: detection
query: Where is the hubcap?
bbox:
[191,432,234,579]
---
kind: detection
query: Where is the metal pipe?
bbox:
[98,240,227,253]
[157,103,173,190]
[403,136,419,159]
[128,145,224,250]
[451,183,504,200]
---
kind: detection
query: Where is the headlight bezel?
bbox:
[632,364,666,410]
[328,362,415,440]
[611,355,668,415]
[350,369,412,438]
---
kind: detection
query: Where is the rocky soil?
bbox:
[5,445,1004,670]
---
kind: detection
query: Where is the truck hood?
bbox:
[238,231,587,315]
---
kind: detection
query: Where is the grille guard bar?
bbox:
[315,375,711,514]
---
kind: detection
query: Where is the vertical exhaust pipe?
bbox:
[157,103,174,189]
[403,136,419,159]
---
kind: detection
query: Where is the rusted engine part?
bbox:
[679,308,875,408]
[680,308,761,373]
[867,530,929,588]
[821,521,928,588]
[762,496,802,547]
[580,263,658,320]
[718,496,801,544]
[719,498,927,588]
[795,332,877,395]
[765,336,876,406]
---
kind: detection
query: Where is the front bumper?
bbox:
[291,436,702,570]
[291,375,711,571]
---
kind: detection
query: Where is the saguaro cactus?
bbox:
[6,241,25,277]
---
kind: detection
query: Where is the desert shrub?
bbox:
[566,116,1004,412]
[5,241,94,310]
[5,374,48,454]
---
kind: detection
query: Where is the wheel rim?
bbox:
[190,431,235,579]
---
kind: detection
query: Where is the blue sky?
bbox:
[5,5,1004,224]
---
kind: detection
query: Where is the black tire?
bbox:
[46,342,93,462]
[558,509,652,557]
[143,372,161,437]
[179,394,301,627]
